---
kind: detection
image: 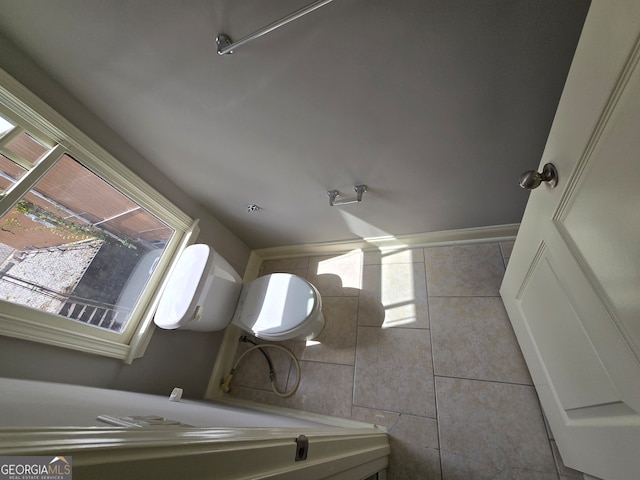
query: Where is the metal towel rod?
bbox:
[216,0,335,55]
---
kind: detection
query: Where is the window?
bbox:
[0,70,198,362]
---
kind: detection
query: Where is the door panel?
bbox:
[519,251,619,411]
[559,78,640,357]
[500,2,640,479]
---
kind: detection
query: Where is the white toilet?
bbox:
[154,244,324,341]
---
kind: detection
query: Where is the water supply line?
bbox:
[220,336,301,398]
[216,0,335,55]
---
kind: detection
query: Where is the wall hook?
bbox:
[328,185,367,206]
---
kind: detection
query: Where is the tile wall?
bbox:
[226,241,584,480]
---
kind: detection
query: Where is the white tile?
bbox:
[229,361,355,419]
[440,451,559,479]
[499,241,515,259]
[436,377,556,478]
[424,243,505,296]
[354,326,436,417]
[359,262,429,329]
[307,253,363,296]
[294,296,358,365]
[363,248,424,265]
[388,436,441,480]
[430,297,532,384]
[229,338,294,392]
[350,406,400,431]
[285,361,354,418]
[390,413,439,449]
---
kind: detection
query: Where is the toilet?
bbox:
[154,244,324,341]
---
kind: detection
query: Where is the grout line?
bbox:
[351,295,360,414]
[291,357,356,368]
[283,343,294,392]
[350,402,438,420]
[433,373,534,387]
[427,285,444,479]
[427,294,503,298]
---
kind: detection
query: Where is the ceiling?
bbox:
[0,0,590,249]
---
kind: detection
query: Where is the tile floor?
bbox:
[226,242,585,480]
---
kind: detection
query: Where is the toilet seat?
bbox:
[231,273,323,339]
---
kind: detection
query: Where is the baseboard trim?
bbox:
[205,251,264,400]
[214,396,386,430]
[253,223,519,259]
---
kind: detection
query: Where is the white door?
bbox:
[500,2,640,480]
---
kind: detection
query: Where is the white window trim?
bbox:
[0,69,198,363]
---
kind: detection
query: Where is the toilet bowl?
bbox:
[154,244,324,341]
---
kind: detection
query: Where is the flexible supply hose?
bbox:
[220,342,301,398]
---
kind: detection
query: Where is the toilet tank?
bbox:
[154,244,243,331]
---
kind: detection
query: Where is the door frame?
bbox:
[0,424,389,479]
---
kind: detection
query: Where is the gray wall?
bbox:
[0,330,223,399]
[0,34,251,398]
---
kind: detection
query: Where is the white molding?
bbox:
[0,314,130,359]
[215,396,388,431]
[0,144,66,209]
[254,223,519,259]
[242,250,264,282]
[0,68,198,362]
[205,324,244,399]
[205,250,264,399]
[0,426,389,480]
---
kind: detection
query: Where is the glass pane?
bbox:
[6,132,49,166]
[0,154,175,333]
[0,114,34,193]
[0,116,13,137]
[0,154,28,192]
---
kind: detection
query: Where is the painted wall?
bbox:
[0,330,223,399]
[0,33,251,398]
[0,32,250,274]
[1,377,327,428]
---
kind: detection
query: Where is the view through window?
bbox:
[0,115,175,333]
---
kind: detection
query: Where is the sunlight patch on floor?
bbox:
[380,261,417,329]
[316,249,363,290]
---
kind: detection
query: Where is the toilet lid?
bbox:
[235,273,317,335]
[155,244,212,329]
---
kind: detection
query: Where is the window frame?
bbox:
[0,69,198,363]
